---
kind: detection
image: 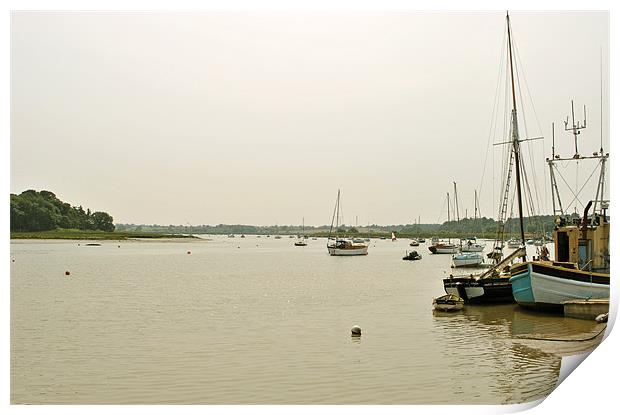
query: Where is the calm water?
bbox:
[11,237,603,404]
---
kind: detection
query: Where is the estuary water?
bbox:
[10,236,603,404]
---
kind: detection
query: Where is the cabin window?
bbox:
[578,240,592,270]
[557,232,569,262]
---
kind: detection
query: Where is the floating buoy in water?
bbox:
[65,271,71,276]
[351,325,361,337]
[187,251,191,254]
[118,245,120,248]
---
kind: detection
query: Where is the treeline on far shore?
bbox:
[11,190,115,232]
[116,215,558,239]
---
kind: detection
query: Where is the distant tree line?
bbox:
[10,190,115,232]
[116,215,557,238]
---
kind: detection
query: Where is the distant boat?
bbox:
[327,190,368,256]
[460,237,485,252]
[295,218,307,246]
[429,243,459,254]
[228,234,235,238]
[403,250,422,261]
[452,252,484,267]
[275,235,282,239]
[432,294,464,312]
[391,232,397,241]
[240,234,245,238]
[506,238,520,248]
[526,239,534,245]
[417,238,426,243]
[409,239,420,247]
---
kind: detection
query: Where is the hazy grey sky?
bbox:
[10,11,609,226]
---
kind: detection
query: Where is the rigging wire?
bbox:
[478,27,508,218]
[553,161,602,212]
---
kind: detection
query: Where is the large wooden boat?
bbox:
[510,105,610,310]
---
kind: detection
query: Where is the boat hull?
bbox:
[328,246,368,256]
[429,245,459,254]
[443,277,514,304]
[510,262,610,310]
[461,245,485,252]
[452,254,484,267]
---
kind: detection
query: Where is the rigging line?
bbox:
[436,194,448,224]
[516,78,545,221]
[519,155,545,237]
[512,36,547,218]
[512,36,544,136]
[554,161,601,212]
[512,46,543,217]
[478,28,508,201]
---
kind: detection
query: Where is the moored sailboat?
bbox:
[509,102,610,310]
[327,190,368,256]
[443,12,537,303]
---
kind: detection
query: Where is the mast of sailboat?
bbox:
[474,189,481,220]
[506,12,527,259]
[453,181,460,221]
[328,189,340,244]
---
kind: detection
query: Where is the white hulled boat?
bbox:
[327,190,368,256]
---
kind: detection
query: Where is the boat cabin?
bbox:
[553,204,610,272]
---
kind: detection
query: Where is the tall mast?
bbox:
[453,181,460,221]
[447,192,451,223]
[474,190,478,220]
[506,12,527,257]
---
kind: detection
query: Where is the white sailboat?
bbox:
[294,218,307,246]
[327,190,368,256]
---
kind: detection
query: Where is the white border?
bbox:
[3,1,617,415]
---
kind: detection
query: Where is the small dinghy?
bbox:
[409,240,419,247]
[402,250,422,261]
[432,294,465,312]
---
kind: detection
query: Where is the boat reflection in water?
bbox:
[431,303,603,403]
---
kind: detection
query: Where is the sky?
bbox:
[10,9,610,226]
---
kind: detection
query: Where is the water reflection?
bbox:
[430,302,601,403]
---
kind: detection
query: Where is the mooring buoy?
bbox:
[65,271,71,276]
[351,325,361,337]
[187,251,191,254]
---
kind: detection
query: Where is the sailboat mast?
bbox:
[447,192,451,223]
[453,181,459,221]
[506,12,527,254]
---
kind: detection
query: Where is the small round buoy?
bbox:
[351,325,361,337]
[118,245,120,248]
[187,251,191,254]
[238,246,240,249]
[65,271,71,276]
